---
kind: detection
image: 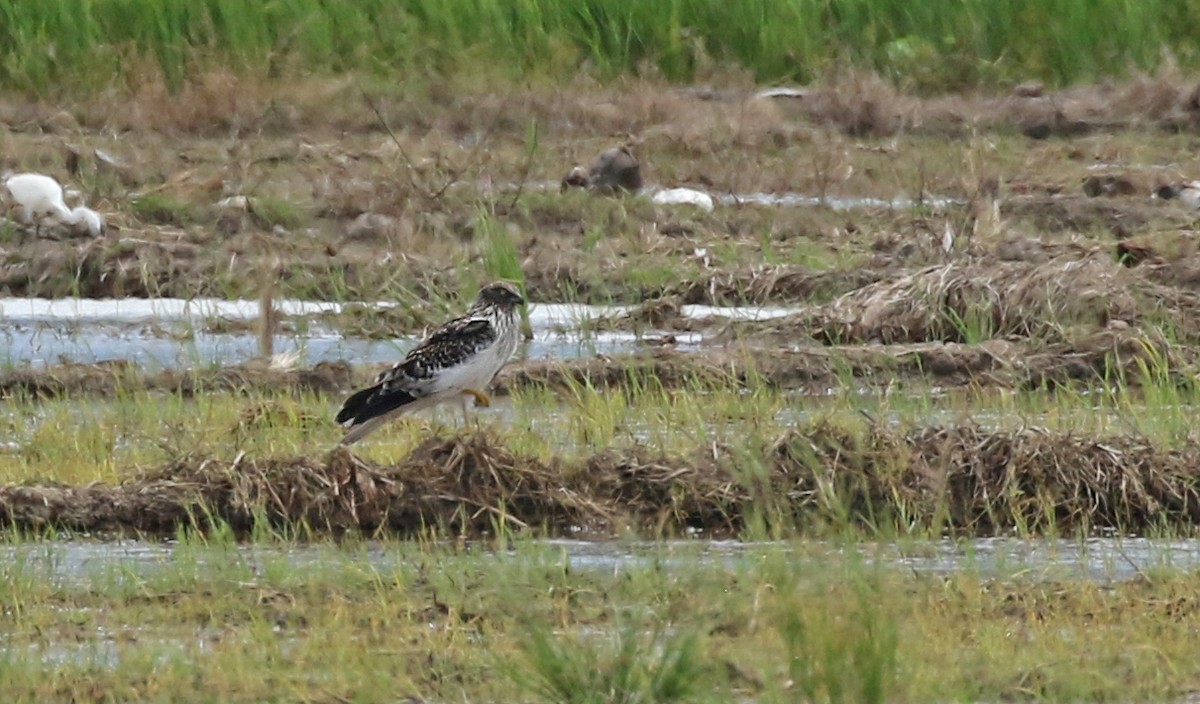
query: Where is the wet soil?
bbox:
[0,321,1189,404]
[0,359,355,400]
[7,77,1200,537]
[1,424,1195,538]
[4,76,1200,305]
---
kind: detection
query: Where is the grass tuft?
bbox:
[511,625,705,704]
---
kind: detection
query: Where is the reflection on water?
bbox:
[2,536,1196,669]
[0,299,761,369]
[0,324,688,369]
[5,536,1198,589]
[514,180,963,212]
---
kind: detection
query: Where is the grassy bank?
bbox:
[3,366,1200,538]
[2,536,1199,702]
[2,0,1200,97]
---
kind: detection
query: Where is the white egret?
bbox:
[1,172,105,237]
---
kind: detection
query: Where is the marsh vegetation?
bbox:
[6,3,1200,700]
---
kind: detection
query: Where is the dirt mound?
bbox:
[773,423,1200,535]
[1,424,1197,537]
[669,265,888,305]
[0,360,354,400]
[767,71,1200,138]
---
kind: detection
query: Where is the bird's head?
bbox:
[474,281,525,310]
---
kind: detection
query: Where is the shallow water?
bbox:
[0,298,778,369]
[714,191,963,211]
[3,536,1196,670]
[516,180,963,211]
[5,536,1197,589]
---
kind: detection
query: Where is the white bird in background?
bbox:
[651,187,715,212]
[1,172,106,237]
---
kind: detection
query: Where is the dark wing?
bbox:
[395,316,496,381]
[335,316,496,427]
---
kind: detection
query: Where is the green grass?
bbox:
[0,535,1199,701]
[3,363,1198,486]
[513,624,703,704]
[2,0,1199,97]
[248,196,308,231]
[130,193,196,226]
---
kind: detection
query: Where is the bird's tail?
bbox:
[335,382,419,445]
[337,416,391,446]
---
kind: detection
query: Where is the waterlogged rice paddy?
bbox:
[0,298,716,368]
[10,9,1200,697]
[3,294,1200,699]
[7,537,1200,701]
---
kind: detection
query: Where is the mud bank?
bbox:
[0,424,1194,537]
[0,359,354,400]
[0,324,1190,404]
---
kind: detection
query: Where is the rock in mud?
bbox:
[42,110,79,133]
[1116,240,1156,267]
[343,212,401,241]
[1082,174,1138,198]
[94,149,140,187]
[560,146,643,194]
[216,195,250,211]
[560,166,589,190]
[1013,81,1045,98]
[754,86,809,100]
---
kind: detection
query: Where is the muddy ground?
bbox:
[5,74,1200,536]
[2,74,1200,305]
[0,324,1190,403]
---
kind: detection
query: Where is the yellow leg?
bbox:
[462,388,492,408]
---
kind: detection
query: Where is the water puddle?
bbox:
[513,180,963,211]
[714,191,962,211]
[2,536,1195,670]
[4,536,1195,589]
[0,298,789,369]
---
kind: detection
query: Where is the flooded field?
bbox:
[0,297,816,368]
[10,535,1200,588]
[3,119,1200,537]
[6,71,1200,700]
[5,533,1200,701]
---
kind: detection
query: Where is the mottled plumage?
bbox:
[335,281,524,445]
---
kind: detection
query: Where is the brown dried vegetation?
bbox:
[4,73,1200,303]
[1,424,1196,537]
[786,253,1187,345]
[7,74,1200,539]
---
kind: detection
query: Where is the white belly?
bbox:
[429,339,514,399]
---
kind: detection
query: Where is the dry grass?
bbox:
[783,252,1200,345]
[7,73,1200,304]
[2,422,1199,537]
[9,67,1200,138]
[811,252,1133,343]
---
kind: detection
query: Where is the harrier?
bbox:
[335,281,524,445]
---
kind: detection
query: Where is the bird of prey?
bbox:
[335,281,525,445]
